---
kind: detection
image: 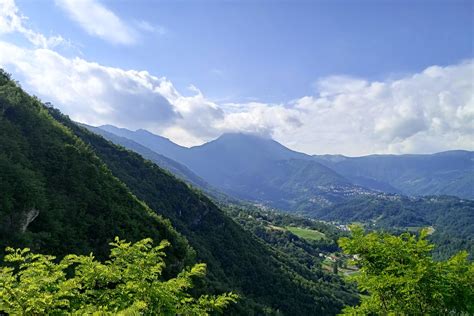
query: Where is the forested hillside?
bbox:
[314,151,474,199]
[310,194,474,259]
[0,69,360,315]
[0,71,192,276]
[51,107,359,315]
[99,125,474,205]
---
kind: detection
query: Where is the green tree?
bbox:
[0,155,45,235]
[338,226,474,315]
[0,237,238,315]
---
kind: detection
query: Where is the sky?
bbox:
[0,0,472,156]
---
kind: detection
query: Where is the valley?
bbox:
[0,0,472,313]
[89,123,474,260]
[0,70,472,314]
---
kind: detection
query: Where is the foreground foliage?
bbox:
[339,226,474,315]
[312,195,474,260]
[0,237,237,315]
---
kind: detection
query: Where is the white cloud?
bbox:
[284,61,474,155]
[135,20,167,36]
[214,102,301,137]
[1,36,472,155]
[314,75,368,97]
[0,0,472,155]
[0,0,66,48]
[55,0,137,45]
[0,41,179,129]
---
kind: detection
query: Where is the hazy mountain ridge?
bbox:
[96,127,372,209]
[83,124,212,191]
[98,125,473,211]
[313,150,474,199]
[100,124,188,161]
[0,71,359,315]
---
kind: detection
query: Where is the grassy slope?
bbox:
[286,226,326,241]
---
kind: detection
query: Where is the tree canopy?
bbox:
[0,237,237,315]
[339,226,474,315]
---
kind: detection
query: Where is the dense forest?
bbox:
[310,194,474,259]
[0,69,473,315]
[49,104,359,315]
[0,71,192,273]
[0,70,358,315]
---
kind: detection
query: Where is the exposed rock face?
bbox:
[1,208,40,233]
[19,208,40,233]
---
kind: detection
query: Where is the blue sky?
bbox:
[0,0,473,155]
[16,0,473,102]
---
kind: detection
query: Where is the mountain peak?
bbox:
[135,128,172,142]
[213,132,273,144]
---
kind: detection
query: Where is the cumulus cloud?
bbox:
[285,61,474,155]
[0,41,179,129]
[1,35,472,154]
[215,102,302,137]
[0,0,472,155]
[55,0,137,45]
[0,0,65,48]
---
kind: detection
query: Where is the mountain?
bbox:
[0,71,192,276]
[100,124,188,161]
[100,126,473,205]
[83,124,212,191]
[183,133,310,188]
[309,194,474,260]
[0,69,359,314]
[314,151,474,199]
[97,128,367,210]
[180,133,354,210]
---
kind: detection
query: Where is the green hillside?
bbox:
[51,107,359,315]
[310,194,474,260]
[314,152,474,199]
[0,70,192,276]
[0,69,361,314]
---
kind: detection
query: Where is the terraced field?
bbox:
[286,226,326,241]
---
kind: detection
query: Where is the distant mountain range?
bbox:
[89,125,474,259]
[0,71,358,315]
[313,151,474,198]
[2,63,471,315]
[94,125,474,211]
[83,125,211,191]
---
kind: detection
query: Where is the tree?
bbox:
[0,156,45,235]
[338,225,474,315]
[0,237,238,315]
